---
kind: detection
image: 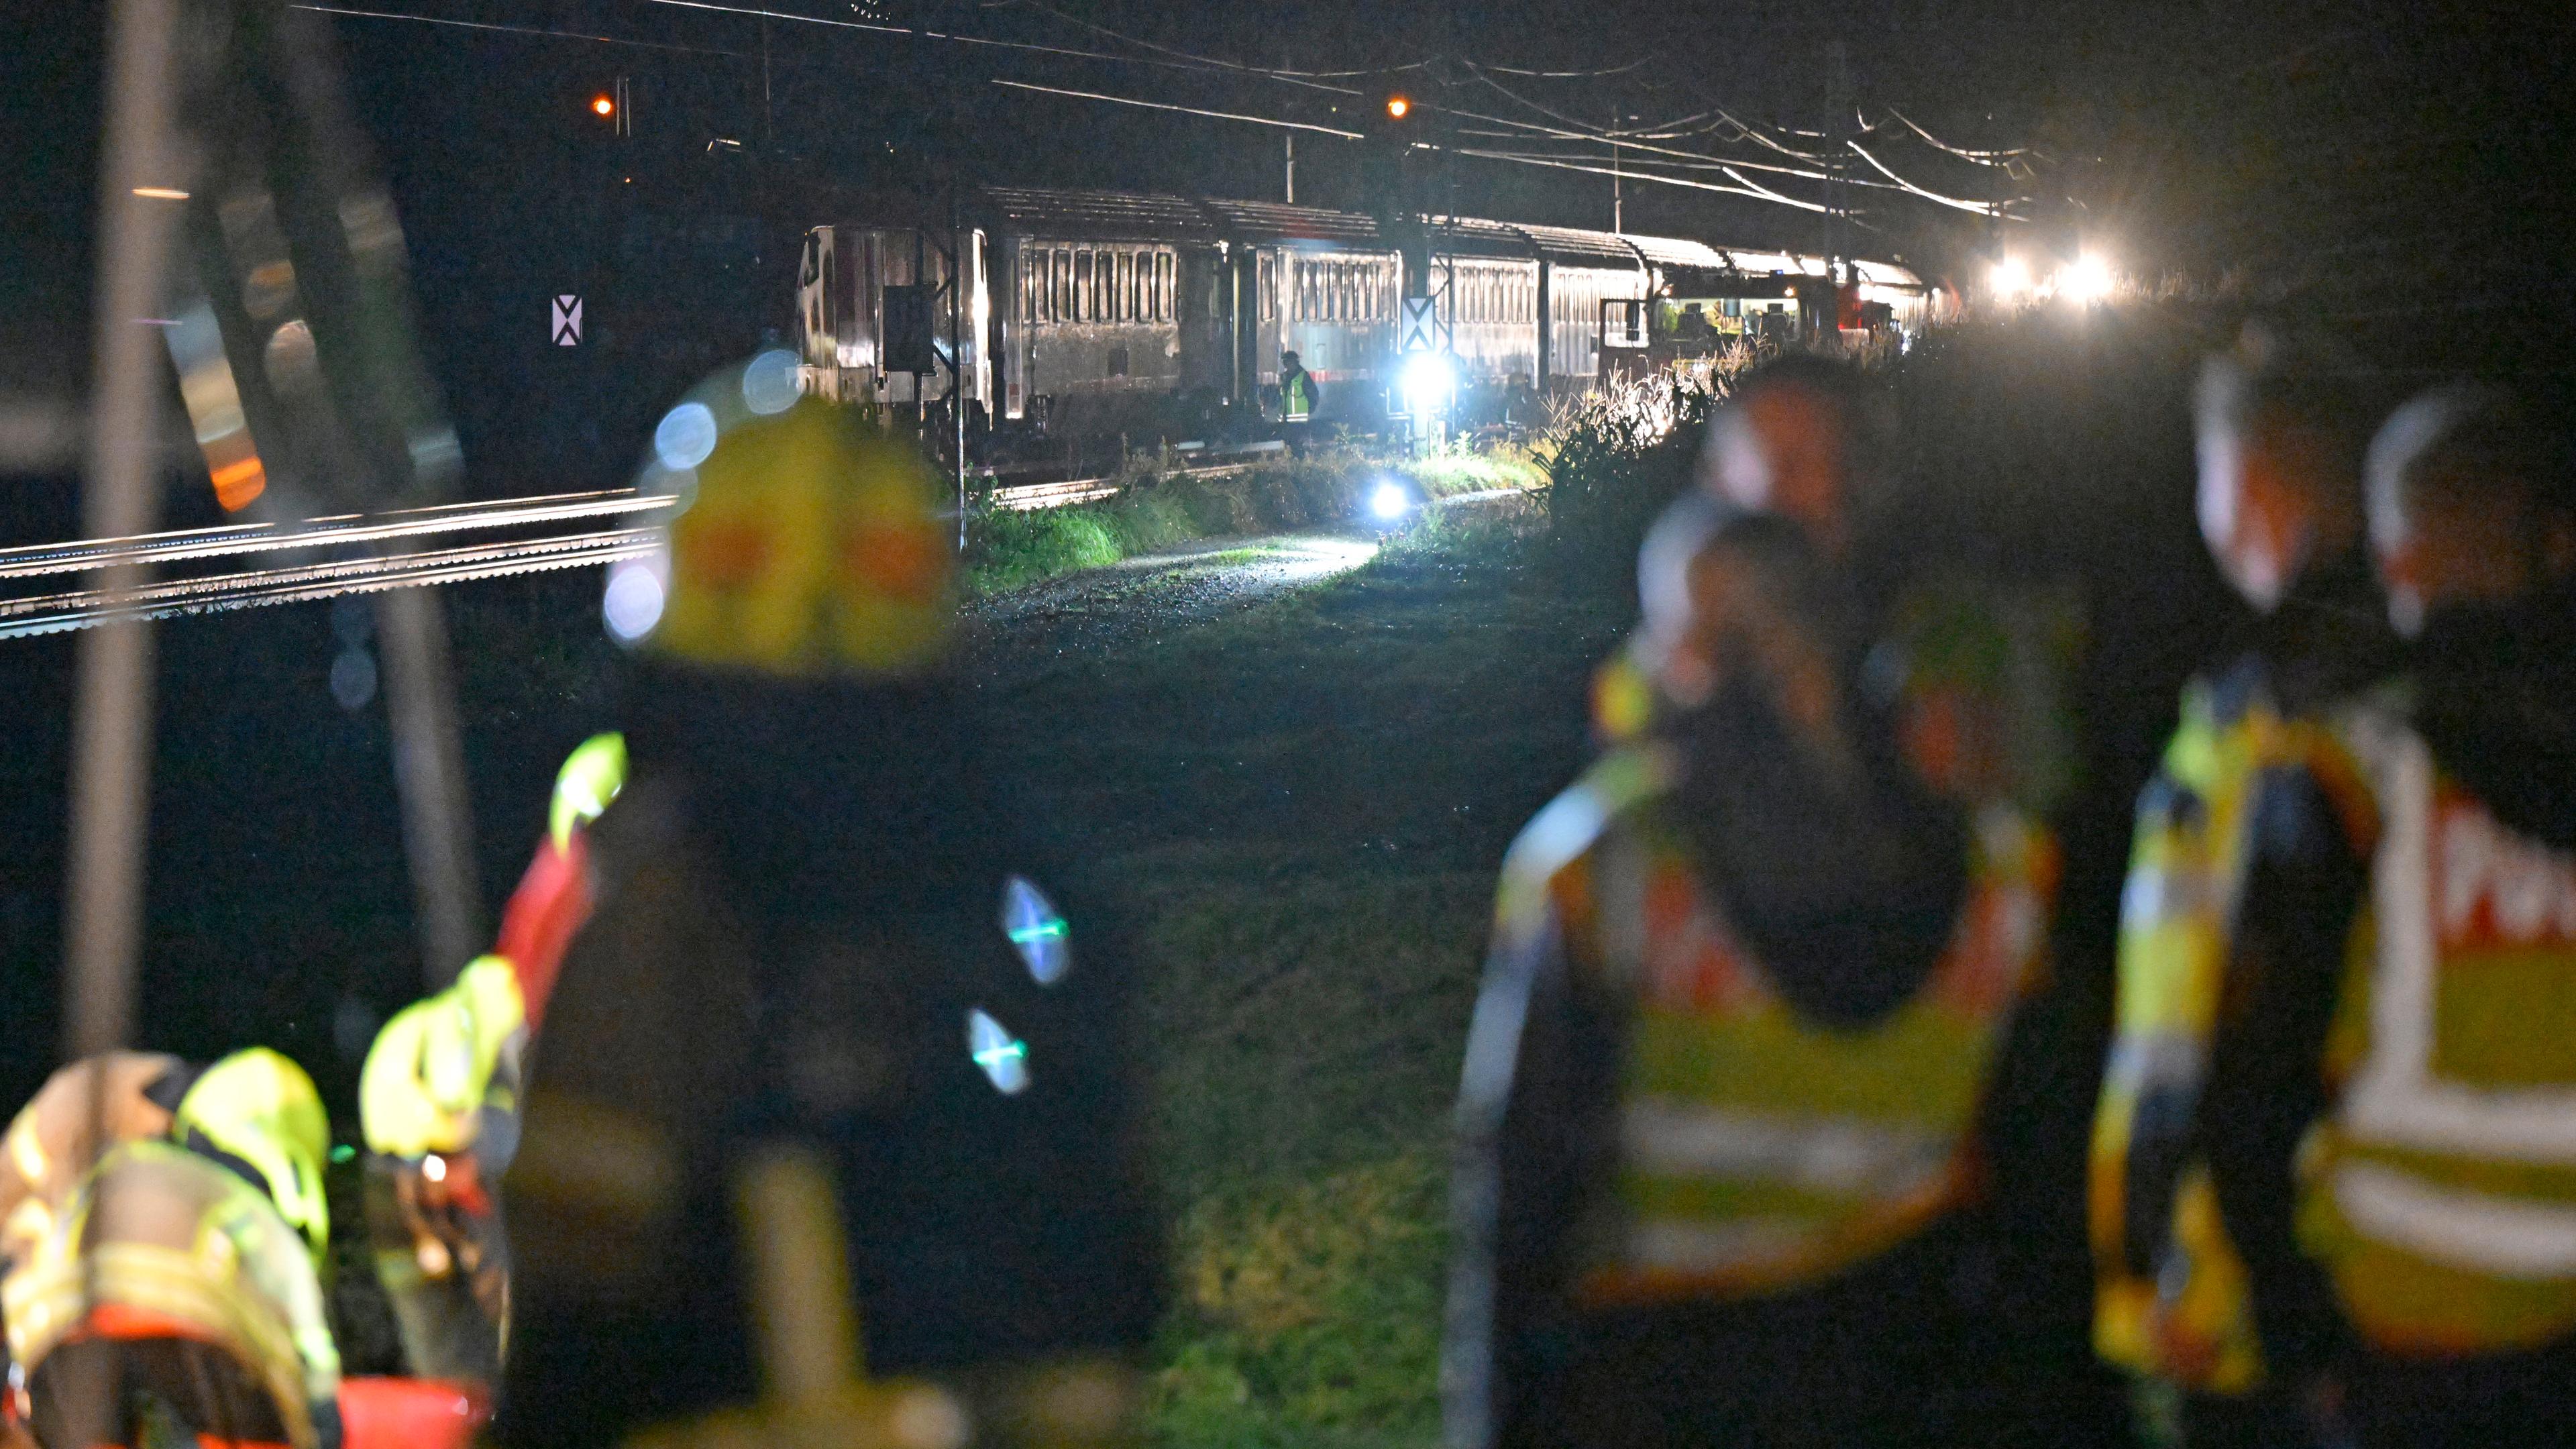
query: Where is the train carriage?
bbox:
[792,185,1940,463]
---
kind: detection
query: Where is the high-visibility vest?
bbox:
[362,955,528,1161]
[3,1140,340,1449]
[2091,676,2380,1391]
[1282,371,1313,421]
[2299,707,2576,1355]
[1545,747,2054,1304]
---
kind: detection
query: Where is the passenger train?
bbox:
[794,186,1950,460]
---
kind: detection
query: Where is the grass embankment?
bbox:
[963,445,1547,596]
[977,502,1624,1446]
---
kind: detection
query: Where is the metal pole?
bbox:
[1285,131,1295,206]
[376,585,483,987]
[64,0,182,1066]
[951,184,965,548]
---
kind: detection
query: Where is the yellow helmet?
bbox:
[360,955,527,1161]
[604,350,955,678]
[549,731,627,851]
[171,1047,331,1260]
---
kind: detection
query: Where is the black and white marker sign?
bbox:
[551,294,582,346]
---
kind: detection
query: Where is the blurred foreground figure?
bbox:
[1446,359,2061,1449]
[1,1051,339,1448]
[356,736,621,1389]
[497,356,1158,1449]
[2088,322,2396,1445]
[2190,387,2576,1448]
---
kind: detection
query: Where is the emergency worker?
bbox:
[2,1050,339,1449]
[358,953,528,1389]
[356,735,621,1387]
[2191,386,2576,1448]
[2088,321,2396,1443]
[496,354,1158,1449]
[1444,357,2062,1449]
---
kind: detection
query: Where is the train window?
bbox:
[1156,253,1173,321]
[1134,252,1150,319]
[1259,254,1275,323]
[1077,250,1095,322]
[1113,254,1130,321]
[1053,250,1071,323]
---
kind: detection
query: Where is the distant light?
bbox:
[1370,481,1410,521]
[422,1154,447,1183]
[1385,95,1411,120]
[329,646,378,712]
[1397,352,1454,419]
[590,94,615,117]
[741,348,801,415]
[653,402,718,470]
[967,1009,1030,1095]
[1000,875,1071,985]
[329,1144,356,1165]
[2059,252,2116,304]
[603,555,667,643]
[131,186,189,201]
[1987,256,2031,301]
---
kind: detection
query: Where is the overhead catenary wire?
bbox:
[293,3,754,56]
[1870,107,2032,163]
[1846,140,2023,217]
[990,78,1363,138]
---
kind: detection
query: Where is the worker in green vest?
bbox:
[2194,384,2576,1448]
[2088,319,2396,1446]
[1445,357,2061,1448]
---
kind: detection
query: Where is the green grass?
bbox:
[963,445,1548,598]
[979,499,1625,1446]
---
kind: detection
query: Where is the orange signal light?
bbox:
[1385,95,1411,120]
[591,94,616,117]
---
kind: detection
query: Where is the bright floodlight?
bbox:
[2059,253,2116,304]
[1988,256,2031,301]
[1399,351,1454,419]
[1371,481,1410,521]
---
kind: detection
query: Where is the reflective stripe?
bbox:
[2334,1161,2576,1280]
[1622,1098,1953,1201]
[2343,718,2576,1163]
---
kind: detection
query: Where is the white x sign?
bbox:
[552,294,582,346]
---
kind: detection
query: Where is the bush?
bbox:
[1536,366,1737,597]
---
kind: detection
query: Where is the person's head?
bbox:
[2194,317,2367,610]
[2365,383,2576,637]
[1637,492,1839,713]
[1700,352,1881,558]
[1281,350,1301,370]
[171,1048,331,1261]
[610,350,954,678]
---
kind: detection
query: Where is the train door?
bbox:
[1175,246,1229,400]
[1232,246,1281,411]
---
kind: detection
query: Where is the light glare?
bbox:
[603,557,667,643]
[2059,253,2116,304]
[1987,256,2031,300]
[742,349,802,415]
[1370,482,1410,521]
[1398,352,1454,419]
[967,1009,1030,1095]
[653,402,718,470]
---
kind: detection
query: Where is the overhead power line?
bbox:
[990,78,1364,138]
[294,4,753,57]
[1872,107,2032,163]
[1846,140,2021,216]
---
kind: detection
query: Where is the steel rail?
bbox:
[0,525,662,638]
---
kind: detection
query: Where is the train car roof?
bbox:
[979,186,1225,242]
[1199,199,1387,248]
[1507,222,1647,270]
[1426,217,1539,262]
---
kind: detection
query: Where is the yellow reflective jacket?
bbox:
[1560,753,2053,1302]
[2297,708,2576,1356]
[0,1053,182,1287]
[3,1140,340,1449]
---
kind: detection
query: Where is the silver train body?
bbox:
[794,186,1944,449]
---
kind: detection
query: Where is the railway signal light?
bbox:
[590,93,614,119]
[1384,95,1411,121]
